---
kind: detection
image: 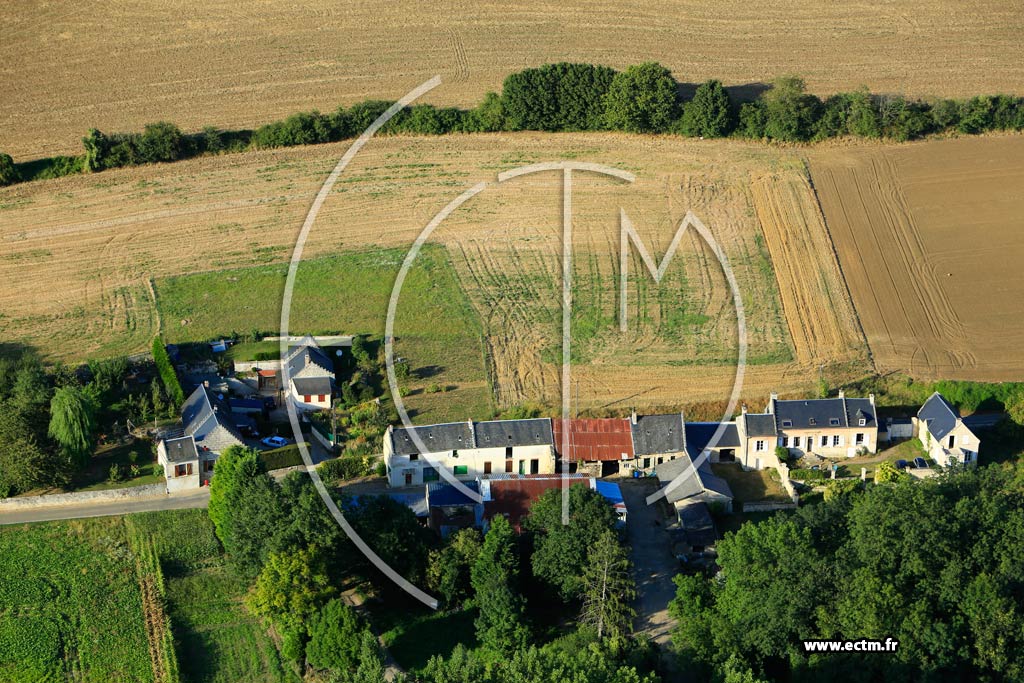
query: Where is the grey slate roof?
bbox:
[656,455,734,504]
[181,385,245,453]
[390,422,473,455]
[474,419,553,448]
[918,392,961,441]
[292,376,333,396]
[677,502,718,548]
[684,422,741,459]
[742,413,778,437]
[772,397,877,429]
[631,413,685,455]
[285,340,334,380]
[163,436,198,463]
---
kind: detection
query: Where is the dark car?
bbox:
[913,457,929,469]
[895,459,909,470]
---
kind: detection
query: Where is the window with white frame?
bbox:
[830,418,840,426]
[832,435,841,447]
[855,433,865,445]
[858,418,866,426]
[793,436,801,448]
[781,436,789,447]
[755,440,766,452]
[782,419,792,428]
[820,435,828,448]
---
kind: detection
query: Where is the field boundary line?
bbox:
[146,277,163,337]
[800,157,876,375]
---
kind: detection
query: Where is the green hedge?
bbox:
[151,336,185,406]
[7,63,1024,187]
[790,468,826,481]
[259,443,309,471]
[317,456,371,483]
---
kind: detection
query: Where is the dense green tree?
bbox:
[603,62,678,133]
[0,407,50,496]
[462,91,505,132]
[471,515,530,652]
[136,122,186,162]
[874,460,908,483]
[762,76,821,142]
[0,153,20,186]
[247,544,336,638]
[331,630,392,683]
[737,101,768,138]
[427,527,483,609]
[930,98,961,130]
[679,80,733,137]
[306,598,369,672]
[48,385,98,468]
[671,465,1024,681]
[208,445,286,576]
[846,89,881,138]
[502,63,615,131]
[347,494,434,583]
[526,483,618,599]
[580,530,636,642]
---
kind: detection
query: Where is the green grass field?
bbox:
[0,510,296,683]
[0,518,153,683]
[155,246,493,423]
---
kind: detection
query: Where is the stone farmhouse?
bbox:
[156,385,245,491]
[284,339,335,411]
[918,392,980,466]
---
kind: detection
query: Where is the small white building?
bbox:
[385,419,556,488]
[284,339,335,411]
[158,385,245,490]
[917,392,980,466]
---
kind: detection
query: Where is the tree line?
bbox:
[208,447,655,682]
[3,62,1023,186]
[670,461,1024,682]
[0,347,183,496]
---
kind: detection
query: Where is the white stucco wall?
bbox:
[387,444,555,487]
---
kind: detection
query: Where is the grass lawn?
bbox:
[711,463,791,502]
[714,510,781,536]
[227,340,282,362]
[129,510,298,683]
[368,598,477,673]
[836,439,928,479]
[155,246,493,423]
[17,439,163,497]
[0,517,154,682]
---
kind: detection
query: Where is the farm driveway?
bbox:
[620,479,677,644]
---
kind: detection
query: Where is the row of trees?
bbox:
[670,462,1024,682]
[5,63,1024,185]
[208,448,653,681]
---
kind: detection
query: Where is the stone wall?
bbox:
[0,483,167,509]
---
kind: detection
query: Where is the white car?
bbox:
[261,436,289,448]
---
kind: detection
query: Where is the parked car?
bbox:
[261,436,289,448]
[895,459,909,470]
[913,457,929,469]
[239,425,260,438]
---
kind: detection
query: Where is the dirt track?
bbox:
[3,1,1024,158]
[809,135,1024,381]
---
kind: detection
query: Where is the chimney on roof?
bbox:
[741,404,748,414]
[468,420,477,448]
[770,391,778,402]
[869,393,875,405]
[630,409,638,425]
[203,380,210,388]
[838,389,845,399]
[305,350,310,363]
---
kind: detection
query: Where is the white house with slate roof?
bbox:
[384,419,555,488]
[157,385,246,490]
[284,338,335,411]
[918,392,980,466]
[735,391,879,466]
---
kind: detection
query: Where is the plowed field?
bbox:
[809,135,1024,381]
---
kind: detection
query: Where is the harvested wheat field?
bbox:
[0,133,866,412]
[809,134,1024,382]
[4,0,1024,158]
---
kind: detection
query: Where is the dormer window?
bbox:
[781,419,792,428]
[858,418,866,426]
[829,418,840,426]
[808,418,816,426]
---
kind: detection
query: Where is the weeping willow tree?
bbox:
[48,386,97,469]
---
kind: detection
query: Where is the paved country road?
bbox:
[0,488,212,525]
[0,464,331,526]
